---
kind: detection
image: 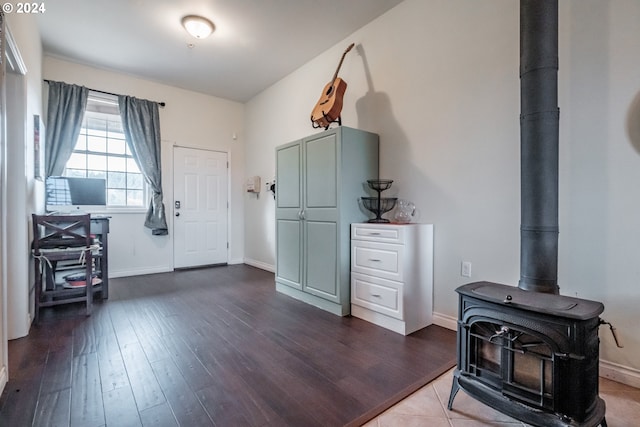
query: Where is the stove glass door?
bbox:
[468,321,554,410]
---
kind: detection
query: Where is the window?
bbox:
[62,93,146,207]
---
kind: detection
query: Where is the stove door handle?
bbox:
[488,326,510,343]
[600,319,624,348]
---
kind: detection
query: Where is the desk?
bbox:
[33,214,110,322]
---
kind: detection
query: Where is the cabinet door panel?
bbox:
[276,143,301,209]
[276,219,302,289]
[304,221,338,300]
[305,134,337,208]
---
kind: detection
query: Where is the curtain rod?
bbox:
[44,79,166,108]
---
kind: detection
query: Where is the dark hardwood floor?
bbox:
[0,265,456,426]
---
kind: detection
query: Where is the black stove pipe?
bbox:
[518,0,560,294]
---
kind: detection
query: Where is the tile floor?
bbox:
[364,369,640,427]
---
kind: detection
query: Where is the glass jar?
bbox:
[394,199,415,223]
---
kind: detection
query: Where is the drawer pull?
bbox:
[368,232,381,235]
[370,294,382,298]
[368,259,382,262]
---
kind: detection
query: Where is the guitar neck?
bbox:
[330,43,355,85]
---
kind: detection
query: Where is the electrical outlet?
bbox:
[461,261,472,277]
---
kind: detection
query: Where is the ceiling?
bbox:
[36,0,403,103]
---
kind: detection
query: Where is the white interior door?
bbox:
[173,147,228,268]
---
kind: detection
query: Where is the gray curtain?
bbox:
[118,95,168,235]
[45,81,88,176]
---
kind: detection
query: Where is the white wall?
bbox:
[43,57,246,276]
[245,0,520,318]
[244,0,640,377]
[4,13,44,341]
[558,0,640,376]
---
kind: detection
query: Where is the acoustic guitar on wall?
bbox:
[310,43,355,129]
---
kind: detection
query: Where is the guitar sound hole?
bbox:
[325,86,334,96]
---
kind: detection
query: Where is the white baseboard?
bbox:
[110,261,269,278]
[0,365,7,397]
[434,311,640,389]
[600,359,640,389]
[432,311,457,331]
[244,258,275,273]
[276,282,347,316]
[109,266,173,278]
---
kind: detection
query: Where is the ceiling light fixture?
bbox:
[181,15,215,39]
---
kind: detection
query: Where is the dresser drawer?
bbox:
[351,240,404,282]
[351,223,405,244]
[351,273,403,320]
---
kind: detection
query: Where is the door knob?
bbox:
[175,212,180,217]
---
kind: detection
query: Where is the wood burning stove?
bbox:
[447,1,621,426]
[448,282,607,427]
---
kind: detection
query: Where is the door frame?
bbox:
[171,144,231,268]
[1,17,29,394]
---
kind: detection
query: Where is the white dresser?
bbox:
[350,223,434,335]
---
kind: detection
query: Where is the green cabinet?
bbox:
[275,127,379,315]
